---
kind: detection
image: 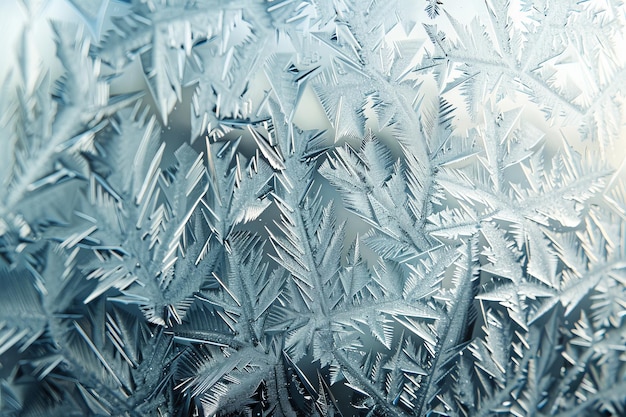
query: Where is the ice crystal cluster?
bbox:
[1,0,626,416]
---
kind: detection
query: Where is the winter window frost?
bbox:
[1,0,626,416]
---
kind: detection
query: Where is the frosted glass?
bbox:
[1,0,625,416]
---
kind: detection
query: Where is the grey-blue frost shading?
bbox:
[1,0,626,416]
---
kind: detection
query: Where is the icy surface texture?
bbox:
[1,0,626,416]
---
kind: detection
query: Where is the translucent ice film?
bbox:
[1,0,626,416]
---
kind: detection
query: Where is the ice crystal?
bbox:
[1,0,626,416]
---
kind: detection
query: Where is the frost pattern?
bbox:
[1,0,626,416]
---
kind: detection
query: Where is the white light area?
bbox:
[0,0,130,86]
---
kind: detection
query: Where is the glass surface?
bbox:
[1,0,625,416]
